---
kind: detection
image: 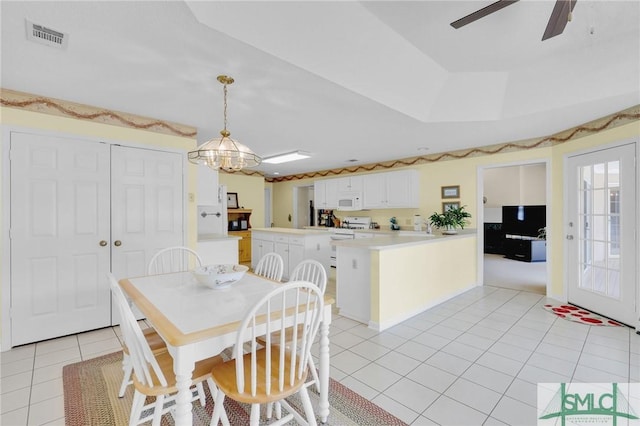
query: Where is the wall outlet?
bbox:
[188,193,195,202]
[352,259,357,269]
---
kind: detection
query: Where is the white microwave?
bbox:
[337,193,362,211]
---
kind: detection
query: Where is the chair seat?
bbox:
[256,324,305,346]
[123,327,167,356]
[133,351,224,397]
[211,347,308,405]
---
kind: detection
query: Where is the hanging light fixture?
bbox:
[188,75,261,171]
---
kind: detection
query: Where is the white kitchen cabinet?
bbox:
[363,169,419,209]
[251,231,275,269]
[336,175,363,193]
[276,235,319,280]
[251,229,331,280]
[197,166,220,206]
[197,237,239,265]
[314,179,338,209]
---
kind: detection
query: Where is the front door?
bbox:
[10,132,111,345]
[566,142,637,326]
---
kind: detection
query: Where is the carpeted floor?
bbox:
[63,351,407,426]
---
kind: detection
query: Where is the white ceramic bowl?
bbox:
[193,264,248,289]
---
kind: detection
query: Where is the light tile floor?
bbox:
[2,284,640,425]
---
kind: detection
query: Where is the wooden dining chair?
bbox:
[148,246,202,275]
[117,319,167,398]
[108,274,230,426]
[208,281,324,426]
[253,252,284,281]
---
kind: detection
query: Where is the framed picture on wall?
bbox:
[441,185,460,199]
[227,192,239,209]
[442,201,460,213]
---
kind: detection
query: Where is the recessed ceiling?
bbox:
[1,1,638,177]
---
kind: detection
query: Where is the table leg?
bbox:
[173,351,195,426]
[318,317,330,423]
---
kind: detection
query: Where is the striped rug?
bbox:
[63,351,407,425]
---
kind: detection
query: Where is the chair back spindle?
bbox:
[254,252,284,281]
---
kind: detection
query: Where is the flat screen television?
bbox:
[501,205,546,237]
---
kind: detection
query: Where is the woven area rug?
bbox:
[543,303,624,326]
[63,351,407,425]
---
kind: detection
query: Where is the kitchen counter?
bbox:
[197,233,241,241]
[333,229,475,250]
[335,229,477,331]
[252,227,332,235]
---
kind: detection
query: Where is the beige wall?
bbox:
[219,172,265,230]
[483,163,546,208]
[271,119,640,300]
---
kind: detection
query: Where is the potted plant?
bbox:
[429,205,472,234]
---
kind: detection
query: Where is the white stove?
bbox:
[330,216,371,267]
[338,216,372,231]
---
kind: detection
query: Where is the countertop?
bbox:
[197,233,241,242]
[332,228,476,250]
[251,227,333,236]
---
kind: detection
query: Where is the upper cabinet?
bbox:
[314,179,338,209]
[315,169,419,210]
[336,176,363,193]
[363,169,419,209]
[197,166,220,206]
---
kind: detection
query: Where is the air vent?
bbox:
[25,19,68,49]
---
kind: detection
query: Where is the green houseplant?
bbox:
[429,205,472,234]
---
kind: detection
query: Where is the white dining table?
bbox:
[119,271,333,426]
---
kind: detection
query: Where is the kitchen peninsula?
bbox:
[333,230,477,331]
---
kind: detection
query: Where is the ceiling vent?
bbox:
[25,19,68,49]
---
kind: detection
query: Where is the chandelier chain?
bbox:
[223,83,228,132]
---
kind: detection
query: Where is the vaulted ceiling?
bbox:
[2,1,638,176]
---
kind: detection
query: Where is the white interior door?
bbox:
[10,133,111,345]
[110,145,183,322]
[566,143,637,326]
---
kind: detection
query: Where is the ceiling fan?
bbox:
[450,0,577,41]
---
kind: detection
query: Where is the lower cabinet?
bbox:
[229,230,251,263]
[252,230,331,280]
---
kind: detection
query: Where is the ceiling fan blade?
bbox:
[542,0,577,40]
[450,0,519,29]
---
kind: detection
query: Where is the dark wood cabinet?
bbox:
[503,238,546,262]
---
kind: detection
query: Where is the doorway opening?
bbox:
[292,184,315,228]
[478,161,550,295]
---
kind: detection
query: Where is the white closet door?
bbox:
[10,133,111,345]
[110,145,184,295]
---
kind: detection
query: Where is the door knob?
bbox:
[566,235,574,240]
[99,240,107,247]
[114,240,122,247]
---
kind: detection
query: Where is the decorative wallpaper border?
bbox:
[264,105,640,183]
[2,88,636,180]
[0,88,197,138]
